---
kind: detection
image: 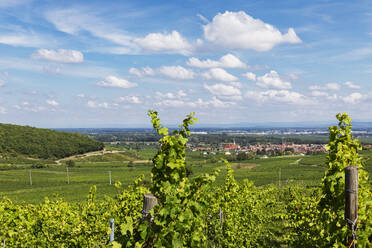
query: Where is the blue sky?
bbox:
[0,0,372,127]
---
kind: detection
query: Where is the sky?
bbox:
[1,0,372,128]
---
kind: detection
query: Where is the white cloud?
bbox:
[0,33,50,47]
[117,96,141,104]
[256,70,291,89]
[187,53,246,68]
[134,31,193,55]
[203,11,301,51]
[309,83,340,91]
[202,68,238,82]
[156,90,188,100]
[156,91,176,99]
[155,99,190,107]
[129,67,155,77]
[311,91,329,97]
[159,66,194,80]
[194,96,236,108]
[311,91,338,100]
[344,81,360,89]
[129,66,193,80]
[87,101,110,109]
[0,106,6,114]
[229,81,243,89]
[76,93,85,98]
[15,101,46,112]
[242,72,256,81]
[46,100,59,106]
[204,83,242,100]
[177,90,187,97]
[96,76,138,89]
[0,79,4,86]
[32,49,84,63]
[343,92,366,104]
[155,96,235,108]
[45,9,134,47]
[246,90,309,104]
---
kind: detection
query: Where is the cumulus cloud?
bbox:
[242,72,256,81]
[343,92,366,104]
[177,90,187,97]
[309,83,340,91]
[311,91,338,100]
[155,96,235,108]
[14,101,45,112]
[117,96,141,104]
[32,49,84,63]
[203,11,301,51]
[96,76,137,89]
[202,68,238,82]
[129,66,194,80]
[204,83,242,100]
[344,81,360,89]
[256,70,291,89]
[129,67,155,77]
[159,66,194,80]
[187,53,246,68]
[156,90,188,100]
[246,90,309,104]
[87,100,110,109]
[46,100,59,106]
[134,31,193,55]
[194,96,236,108]
[155,99,191,107]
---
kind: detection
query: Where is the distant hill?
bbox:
[0,123,104,159]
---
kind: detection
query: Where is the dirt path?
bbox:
[55,149,123,164]
[290,158,303,165]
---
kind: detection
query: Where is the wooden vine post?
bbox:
[345,165,358,246]
[142,193,157,222]
[66,167,70,184]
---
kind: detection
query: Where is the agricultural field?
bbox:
[1,146,371,204]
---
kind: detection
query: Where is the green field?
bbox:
[1,147,371,204]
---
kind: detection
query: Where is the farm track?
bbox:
[55,149,123,164]
[290,158,303,165]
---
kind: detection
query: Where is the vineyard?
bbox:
[0,112,371,247]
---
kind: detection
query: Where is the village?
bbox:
[189,142,327,156]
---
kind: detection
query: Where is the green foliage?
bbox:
[0,123,104,160]
[141,110,219,247]
[0,187,113,247]
[148,110,197,201]
[31,162,48,169]
[0,111,370,247]
[204,160,284,247]
[285,113,372,247]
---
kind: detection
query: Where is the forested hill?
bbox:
[0,123,104,159]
